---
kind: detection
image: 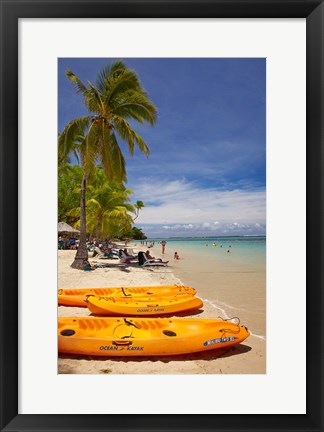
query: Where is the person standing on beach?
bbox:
[161,240,167,254]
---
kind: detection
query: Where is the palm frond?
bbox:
[112,117,135,155]
[65,69,88,95]
[86,198,101,209]
[113,117,149,157]
[113,90,157,125]
[58,116,91,162]
[132,130,150,157]
[66,207,81,218]
[100,128,126,182]
[86,81,105,113]
[81,122,99,180]
[95,61,127,94]
[103,207,133,222]
[105,70,142,105]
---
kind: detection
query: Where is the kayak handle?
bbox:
[112,341,133,346]
[121,287,131,297]
[84,294,95,302]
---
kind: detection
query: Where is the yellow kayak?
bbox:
[58,285,197,307]
[58,317,250,356]
[86,294,203,316]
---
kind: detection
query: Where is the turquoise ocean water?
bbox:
[142,236,266,337]
[148,236,266,268]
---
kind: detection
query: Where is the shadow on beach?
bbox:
[58,343,252,372]
[88,308,204,319]
[90,261,174,274]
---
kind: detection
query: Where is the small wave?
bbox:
[215,300,264,315]
[201,298,266,340]
[249,332,266,340]
[216,300,249,313]
[201,298,231,320]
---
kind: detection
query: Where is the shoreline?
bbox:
[146,241,266,338]
[58,244,266,374]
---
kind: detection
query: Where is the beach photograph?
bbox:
[58,58,266,374]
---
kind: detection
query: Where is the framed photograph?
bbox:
[1,0,323,431]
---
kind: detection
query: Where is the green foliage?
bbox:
[85,168,135,238]
[122,226,147,240]
[66,166,138,239]
[58,60,157,183]
[58,61,156,261]
[133,200,145,221]
[58,164,147,240]
[58,164,83,224]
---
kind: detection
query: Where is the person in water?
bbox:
[174,251,180,260]
[161,240,167,254]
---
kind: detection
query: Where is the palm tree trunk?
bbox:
[71,174,90,269]
[95,220,101,242]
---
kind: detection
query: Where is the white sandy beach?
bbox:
[58,245,266,374]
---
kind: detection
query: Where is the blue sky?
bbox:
[58,58,266,237]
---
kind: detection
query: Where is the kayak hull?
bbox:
[86,294,203,316]
[58,317,250,356]
[58,285,197,307]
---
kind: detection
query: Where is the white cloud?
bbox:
[141,221,265,238]
[134,179,266,227]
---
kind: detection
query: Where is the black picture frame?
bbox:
[1,1,323,431]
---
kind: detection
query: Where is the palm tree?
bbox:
[69,170,135,239]
[133,200,145,221]
[58,61,157,269]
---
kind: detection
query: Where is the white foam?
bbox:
[201,297,266,340]
[249,332,266,340]
[201,297,231,320]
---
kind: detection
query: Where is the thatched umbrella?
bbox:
[58,222,80,235]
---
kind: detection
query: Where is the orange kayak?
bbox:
[86,294,203,316]
[58,285,197,307]
[58,317,250,356]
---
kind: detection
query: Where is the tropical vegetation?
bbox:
[58,61,157,268]
[68,167,135,240]
[58,164,83,225]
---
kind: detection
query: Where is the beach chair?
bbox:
[138,251,168,267]
[93,246,105,258]
[119,250,138,265]
[93,246,119,260]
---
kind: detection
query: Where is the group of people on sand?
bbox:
[59,234,183,267]
[58,235,78,250]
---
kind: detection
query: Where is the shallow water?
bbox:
[144,237,266,338]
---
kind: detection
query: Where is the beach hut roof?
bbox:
[58,221,80,234]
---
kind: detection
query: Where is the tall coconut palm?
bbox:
[58,61,157,269]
